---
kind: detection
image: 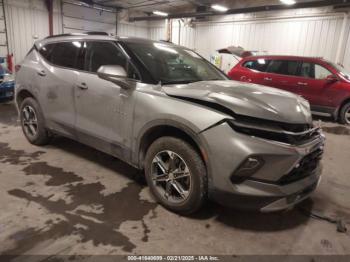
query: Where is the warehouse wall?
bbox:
[138,7,350,71]
[342,20,350,71]
[148,20,165,41]
[4,0,62,65]
[193,8,346,67]
[3,0,350,71]
[117,22,148,38]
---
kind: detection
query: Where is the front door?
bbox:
[74,41,134,158]
[296,62,339,108]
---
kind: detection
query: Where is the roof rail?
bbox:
[45,31,109,39]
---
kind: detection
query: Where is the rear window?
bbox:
[266,60,299,76]
[43,41,82,69]
[242,59,269,72]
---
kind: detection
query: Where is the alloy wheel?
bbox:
[345,108,350,125]
[151,150,192,204]
[22,105,38,137]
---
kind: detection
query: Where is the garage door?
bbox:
[62,1,116,34]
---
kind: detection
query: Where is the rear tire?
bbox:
[339,102,350,125]
[20,97,51,145]
[144,136,207,214]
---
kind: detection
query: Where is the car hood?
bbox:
[162,80,312,124]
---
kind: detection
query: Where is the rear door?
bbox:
[262,59,300,94]
[37,41,82,138]
[294,62,339,107]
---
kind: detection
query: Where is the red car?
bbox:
[227,55,350,125]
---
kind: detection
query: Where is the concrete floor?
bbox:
[0,102,350,257]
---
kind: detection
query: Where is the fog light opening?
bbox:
[231,156,264,184]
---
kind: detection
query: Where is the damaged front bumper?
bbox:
[200,121,325,212]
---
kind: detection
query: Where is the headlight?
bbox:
[3,74,14,82]
[228,116,320,145]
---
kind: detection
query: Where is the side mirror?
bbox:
[97,65,134,89]
[326,74,338,83]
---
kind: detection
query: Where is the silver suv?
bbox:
[15,33,325,214]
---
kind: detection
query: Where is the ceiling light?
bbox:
[153,10,168,16]
[211,4,228,12]
[280,0,296,5]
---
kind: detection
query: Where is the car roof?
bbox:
[35,33,175,49]
[243,55,326,62]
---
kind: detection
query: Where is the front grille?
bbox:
[278,148,323,185]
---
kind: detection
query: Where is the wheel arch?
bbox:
[135,120,210,172]
[16,89,37,107]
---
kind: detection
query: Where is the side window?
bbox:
[49,41,82,69]
[315,64,333,79]
[84,41,127,73]
[300,63,333,79]
[243,59,269,72]
[39,43,55,61]
[243,61,254,69]
[266,60,299,76]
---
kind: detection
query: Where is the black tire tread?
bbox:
[144,136,207,215]
[339,102,350,125]
[20,97,51,146]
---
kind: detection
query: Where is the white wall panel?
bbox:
[171,19,195,49]
[4,0,55,64]
[148,25,165,41]
[117,22,148,38]
[341,19,350,71]
[194,15,344,63]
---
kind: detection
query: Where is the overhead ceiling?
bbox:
[91,0,194,13]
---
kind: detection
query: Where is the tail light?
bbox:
[15,64,21,73]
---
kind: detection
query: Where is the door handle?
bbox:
[37,70,46,77]
[264,77,272,81]
[77,82,88,90]
[297,82,308,86]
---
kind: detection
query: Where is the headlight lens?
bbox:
[228,116,320,145]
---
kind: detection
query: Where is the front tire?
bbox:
[339,102,350,125]
[20,97,51,145]
[144,137,207,214]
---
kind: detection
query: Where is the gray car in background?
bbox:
[15,33,325,214]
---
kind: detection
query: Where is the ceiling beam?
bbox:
[129,0,350,21]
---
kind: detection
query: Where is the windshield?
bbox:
[329,62,350,80]
[125,41,227,85]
